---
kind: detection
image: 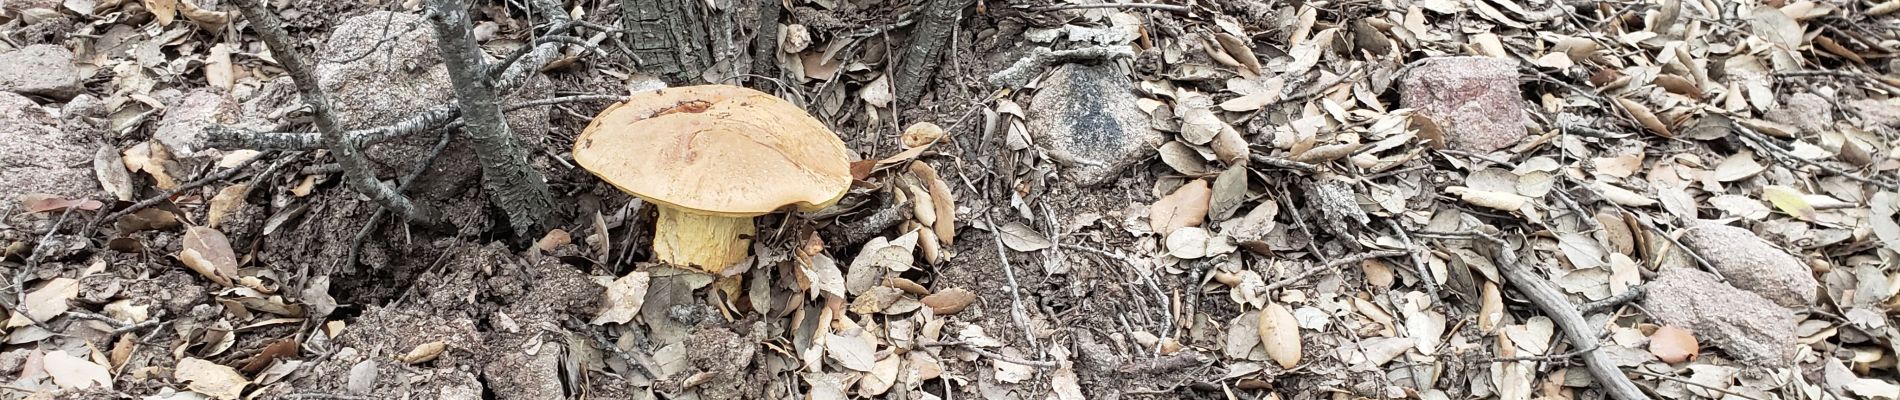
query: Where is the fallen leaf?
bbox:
[860,74,893,108]
[19,194,104,213]
[45,350,112,390]
[996,222,1053,252]
[144,0,178,26]
[804,254,846,299]
[95,145,136,201]
[1209,166,1249,221]
[992,347,1036,383]
[176,357,247,400]
[591,270,649,325]
[1151,179,1212,235]
[399,341,446,364]
[205,42,235,90]
[1258,302,1301,369]
[825,331,876,372]
[1762,185,1816,220]
[911,162,957,247]
[1648,325,1699,363]
[178,226,240,287]
[7,278,78,327]
[1617,98,1672,137]
[857,354,902,396]
[1594,182,1658,207]
[1711,153,1766,182]
[206,184,250,228]
[1447,186,1528,211]
[921,288,977,315]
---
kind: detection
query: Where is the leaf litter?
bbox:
[4,0,1900,398]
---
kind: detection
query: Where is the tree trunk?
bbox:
[427,0,554,234]
[749,0,783,87]
[894,0,973,105]
[623,0,712,84]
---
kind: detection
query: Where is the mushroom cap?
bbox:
[574,85,853,217]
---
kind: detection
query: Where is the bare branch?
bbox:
[231,0,445,228]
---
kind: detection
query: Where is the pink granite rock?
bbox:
[1401,57,1529,152]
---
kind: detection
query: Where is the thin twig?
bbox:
[1729,121,1900,191]
[349,129,455,266]
[982,215,1042,353]
[14,207,75,330]
[1774,69,1900,93]
[1248,153,1318,171]
[1386,220,1441,304]
[1260,250,1410,291]
[1025,2,1190,13]
[98,151,276,224]
[1579,285,1646,314]
[921,341,1059,368]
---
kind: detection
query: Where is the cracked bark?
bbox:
[230,0,445,228]
[894,0,973,105]
[749,0,782,86]
[622,0,711,84]
[426,0,554,234]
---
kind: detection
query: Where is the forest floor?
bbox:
[1,0,1899,399]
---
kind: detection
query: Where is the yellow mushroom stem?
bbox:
[652,206,755,275]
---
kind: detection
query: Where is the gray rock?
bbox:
[1678,222,1818,308]
[153,89,240,157]
[0,44,83,100]
[0,92,97,203]
[1644,266,1798,367]
[1765,92,1834,134]
[1027,63,1163,186]
[1400,56,1528,152]
[316,11,552,197]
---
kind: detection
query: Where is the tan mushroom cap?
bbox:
[574,85,853,217]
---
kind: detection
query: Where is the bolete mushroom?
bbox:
[573,85,852,275]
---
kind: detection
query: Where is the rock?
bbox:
[0,44,83,100]
[1400,56,1528,152]
[1765,92,1833,134]
[314,11,553,233]
[0,92,97,203]
[1027,63,1164,186]
[153,89,240,157]
[1678,223,1818,308]
[1644,266,1798,367]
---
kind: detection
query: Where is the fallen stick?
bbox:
[1470,231,1647,400]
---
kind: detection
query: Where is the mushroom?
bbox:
[573,85,852,275]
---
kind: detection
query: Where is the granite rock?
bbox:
[0,44,83,100]
[1679,222,1819,308]
[1027,63,1163,186]
[1400,57,1528,152]
[0,92,97,204]
[1644,266,1799,367]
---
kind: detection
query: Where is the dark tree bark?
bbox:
[623,0,712,84]
[749,0,783,86]
[230,0,446,229]
[426,0,555,234]
[894,0,974,105]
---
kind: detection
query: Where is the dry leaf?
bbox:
[206,184,250,228]
[45,350,112,390]
[911,162,956,247]
[95,145,136,201]
[858,354,902,396]
[902,122,944,149]
[825,332,876,372]
[860,74,893,108]
[399,341,447,364]
[1447,186,1528,211]
[1711,153,1766,182]
[1151,179,1212,235]
[205,42,235,90]
[1258,302,1301,369]
[592,271,649,325]
[921,288,977,315]
[178,226,240,287]
[8,278,78,327]
[1594,182,1658,207]
[1648,326,1700,363]
[19,194,104,213]
[1209,166,1249,221]
[1617,98,1672,137]
[1762,185,1816,220]
[144,0,178,26]
[997,222,1053,252]
[176,357,247,400]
